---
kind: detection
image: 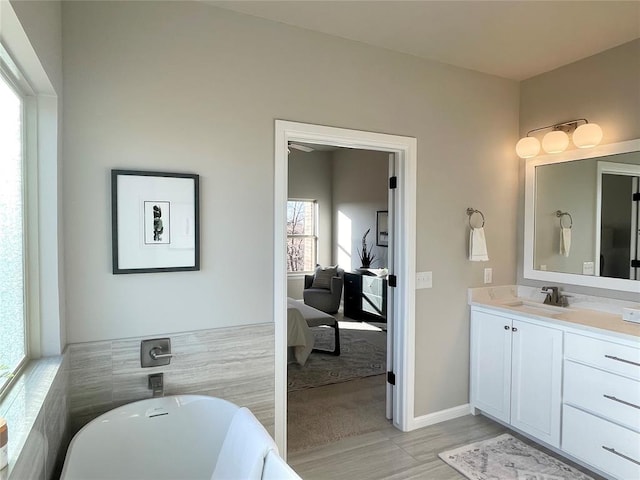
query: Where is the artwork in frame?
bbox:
[376,210,388,247]
[111,170,200,274]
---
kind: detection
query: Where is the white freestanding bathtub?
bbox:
[61,395,301,480]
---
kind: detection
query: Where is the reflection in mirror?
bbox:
[524,140,640,292]
[596,161,640,280]
[533,150,640,281]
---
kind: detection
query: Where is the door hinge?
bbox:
[633,192,640,202]
[632,259,640,268]
[387,371,396,385]
[389,176,397,189]
[388,274,397,287]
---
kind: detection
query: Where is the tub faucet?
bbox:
[148,373,164,397]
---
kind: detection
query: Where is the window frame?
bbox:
[286,199,318,275]
[0,47,36,397]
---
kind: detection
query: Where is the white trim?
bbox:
[1,1,64,359]
[523,139,640,293]
[411,404,472,430]
[274,120,417,454]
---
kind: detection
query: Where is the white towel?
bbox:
[211,407,277,480]
[262,449,303,480]
[469,227,489,262]
[560,227,571,257]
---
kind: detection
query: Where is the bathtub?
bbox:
[61,395,301,480]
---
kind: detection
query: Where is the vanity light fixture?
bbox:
[516,119,602,158]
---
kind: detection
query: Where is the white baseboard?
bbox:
[410,404,471,430]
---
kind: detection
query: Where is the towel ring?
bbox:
[466,208,485,228]
[555,210,573,229]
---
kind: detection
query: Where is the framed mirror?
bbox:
[524,138,640,293]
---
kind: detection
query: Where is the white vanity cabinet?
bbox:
[562,332,640,479]
[470,308,563,447]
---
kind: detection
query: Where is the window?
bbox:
[0,68,27,393]
[287,200,317,273]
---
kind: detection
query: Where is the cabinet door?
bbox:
[343,273,361,318]
[510,319,562,447]
[470,310,512,423]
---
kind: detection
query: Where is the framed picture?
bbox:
[376,210,388,247]
[111,170,200,274]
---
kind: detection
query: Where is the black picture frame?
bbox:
[376,210,388,247]
[111,169,200,274]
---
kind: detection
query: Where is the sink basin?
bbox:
[500,300,569,316]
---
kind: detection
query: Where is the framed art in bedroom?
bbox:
[111,169,200,274]
[376,210,388,247]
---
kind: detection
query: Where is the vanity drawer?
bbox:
[563,405,640,480]
[564,333,640,379]
[564,360,640,431]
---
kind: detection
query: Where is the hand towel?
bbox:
[211,407,277,480]
[469,227,489,262]
[560,227,571,257]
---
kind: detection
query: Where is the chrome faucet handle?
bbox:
[558,294,572,307]
[149,347,173,360]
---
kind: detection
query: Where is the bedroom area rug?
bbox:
[287,321,386,392]
[439,434,595,480]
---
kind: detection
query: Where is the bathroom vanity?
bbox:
[469,286,640,480]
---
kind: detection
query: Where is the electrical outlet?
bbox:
[416,271,432,289]
[483,268,492,284]
[583,262,595,275]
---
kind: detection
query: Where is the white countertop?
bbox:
[469,285,640,342]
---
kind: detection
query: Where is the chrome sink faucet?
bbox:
[541,286,570,307]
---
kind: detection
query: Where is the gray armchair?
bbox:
[303,266,344,314]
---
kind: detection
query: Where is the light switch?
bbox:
[484,268,492,284]
[416,271,432,289]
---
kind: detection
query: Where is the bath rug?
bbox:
[439,433,594,480]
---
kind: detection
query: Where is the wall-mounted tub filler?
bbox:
[140,338,173,368]
[148,373,164,397]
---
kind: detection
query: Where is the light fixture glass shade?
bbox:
[542,130,569,154]
[573,123,603,148]
[516,136,540,158]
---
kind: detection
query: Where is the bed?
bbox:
[287,298,340,364]
[287,303,315,366]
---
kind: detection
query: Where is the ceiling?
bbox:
[208,1,640,81]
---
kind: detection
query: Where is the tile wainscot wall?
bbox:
[67,323,275,435]
[1,356,69,480]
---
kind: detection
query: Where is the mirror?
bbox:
[524,139,640,293]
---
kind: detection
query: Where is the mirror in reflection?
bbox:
[533,150,640,281]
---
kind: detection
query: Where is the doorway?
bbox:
[274,120,417,455]
[286,145,390,453]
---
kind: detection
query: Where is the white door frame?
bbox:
[274,120,417,454]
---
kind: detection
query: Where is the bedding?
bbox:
[287,304,315,365]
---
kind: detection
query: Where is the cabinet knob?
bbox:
[504,325,510,330]
[512,327,518,332]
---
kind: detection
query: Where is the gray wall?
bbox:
[519,39,640,300]
[534,160,596,274]
[332,149,389,271]
[61,1,519,418]
[287,149,333,299]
